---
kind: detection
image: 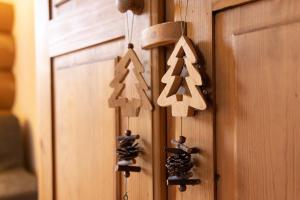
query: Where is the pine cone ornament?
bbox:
[165,136,200,192]
[116,130,142,177]
[166,153,193,179]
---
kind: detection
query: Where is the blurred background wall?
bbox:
[0,0,37,174]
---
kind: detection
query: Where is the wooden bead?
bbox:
[116,0,144,15]
[178,136,186,144]
[124,171,130,178]
[128,43,134,49]
[179,185,187,192]
[125,129,131,136]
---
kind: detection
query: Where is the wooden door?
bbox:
[164,0,300,200]
[165,1,215,200]
[36,0,165,200]
[215,0,300,200]
[36,0,300,200]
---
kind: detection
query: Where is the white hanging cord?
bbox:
[126,11,135,44]
[179,0,189,136]
[180,117,183,137]
[123,177,128,200]
[179,0,189,36]
[127,116,130,131]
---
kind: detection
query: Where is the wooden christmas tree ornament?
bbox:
[157,36,207,117]
[108,43,153,117]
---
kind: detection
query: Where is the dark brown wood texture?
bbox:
[116,0,144,15]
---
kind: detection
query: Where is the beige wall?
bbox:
[0,0,37,173]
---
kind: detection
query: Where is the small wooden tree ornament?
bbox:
[157,36,207,117]
[165,136,201,192]
[109,44,153,117]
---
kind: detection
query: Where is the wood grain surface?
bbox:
[0,33,14,69]
[0,72,15,110]
[0,3,14,33]
[166,0,215,199]
[216,1,300,199]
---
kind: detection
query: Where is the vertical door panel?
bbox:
[54,59,117,200]
[233,23,300,200]
[36,0,165,199]
[216,1,300,199]
[165,0,215,200]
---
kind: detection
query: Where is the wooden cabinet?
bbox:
[36,0,165,200]
[36,0,300,199]
[216,1,300,199]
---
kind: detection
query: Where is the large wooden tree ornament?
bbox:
[157,36,207,117]
[109,44,153,117]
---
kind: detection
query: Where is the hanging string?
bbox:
[179,0,189,36]
[123,177,128,200]
[127,116,130,131]
[123,10,134,195]
[180,117,183,137]
[179,0,189,137]
[180,117,184,200]
[122,117,130,200]
[126,11,135,44]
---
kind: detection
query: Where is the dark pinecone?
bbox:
[166,151,194,178]
[117,130,142,162]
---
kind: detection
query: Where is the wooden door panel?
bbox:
[49,0,124,57]
[52,0,111,18]
[37,0,165,199]
[54,59,117,200]
[165,1,214,200]
[216,1,300,199]
[212,0,256,11]
[233,22,300,200]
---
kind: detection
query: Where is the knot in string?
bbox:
[122,176,128,200]
[123,193,128,200]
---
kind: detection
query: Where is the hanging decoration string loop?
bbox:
[123,177,128,200]
[123,193,128,200]
[126,11,135,45]
[179,0,189,36]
